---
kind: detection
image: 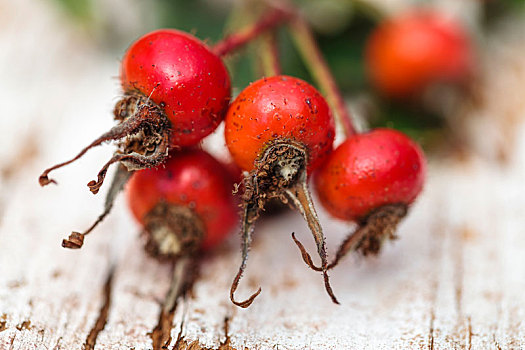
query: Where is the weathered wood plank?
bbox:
[1,1,525,349]
[0,1,119,348]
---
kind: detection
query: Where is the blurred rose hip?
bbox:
[365,10,473,98]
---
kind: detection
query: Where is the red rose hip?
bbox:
[126,148,239,313]
[224,75,338,307]
[225,75,334,172]
[316,128,425,221]
[314,128,426,261]
[40,29,231,194]
[121,29,231,147]
[366,10,473,98]
[127,149,239,259]
[39,29,231,250]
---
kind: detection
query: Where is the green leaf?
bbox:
[53,0,93,22]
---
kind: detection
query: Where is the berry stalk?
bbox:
[288,16,357,137]
[163,256,191,312]
[352,0,386,22]
[213,7,292,57]
[259,31,282,76]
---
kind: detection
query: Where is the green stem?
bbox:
[259,31,281,76]
[352,0,386,22]
[288,16,357,137]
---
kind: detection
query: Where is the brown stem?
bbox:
[284,174,339,305]
[164,256,191,313]
[62,164,133,249]
[230,202,262,308]
[150,257,192,350]
[288,16,357,138]
[213,7,293,57]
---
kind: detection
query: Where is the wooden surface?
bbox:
[1,1,525,349]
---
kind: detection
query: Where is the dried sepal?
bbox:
[230,139,338,307]
[39,93,170,194]
[230,201,262,308]
[293,203,409,270]
[62,232,84,249]
[61,164,133,250]
[284,177,339,304]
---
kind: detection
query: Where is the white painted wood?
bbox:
[1,1,525,349]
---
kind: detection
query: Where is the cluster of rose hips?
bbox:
[38,5,474,309]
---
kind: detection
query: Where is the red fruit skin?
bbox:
[366,11,473,98]
[224,75,335,172]
[315,128,426,221]
[127,149,239,250]
[121,29,231,146]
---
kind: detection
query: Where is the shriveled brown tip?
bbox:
[291,232,340,305]
[38,174,57,186]
[87,180,102,195]
[291,232,323,272]
[62,232,84,249]
[323,271,340,305]
[230,287,262,308]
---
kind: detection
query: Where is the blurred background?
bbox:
[2,0,525,164]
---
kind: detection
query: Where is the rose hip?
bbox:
[303,128,426,267]
[127,148,239,259]
[126,148,239,311]
[224,75,337,307]
[366,10,473,98]
[316,128,425,221]
[39,29,231,194]
[39,29,231,248]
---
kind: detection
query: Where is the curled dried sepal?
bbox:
[86,132,168,194]
[291,232,322,272]
[39,93,170,194]
[293,203,409,270]
[39,176,57,187]
[62,232,84,249]
[292,225,368,271]
[61,164,133,250]
[230,140,338,307]
[230,202,262,308]
[284,177,339,305]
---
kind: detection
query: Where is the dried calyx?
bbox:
[293,203,408,271]
[230,139,339,308]
[39,91,170,194]
[62,164,133,249]
[143,202,206,260]
[351,204,408,256]
[53,92,172,250]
